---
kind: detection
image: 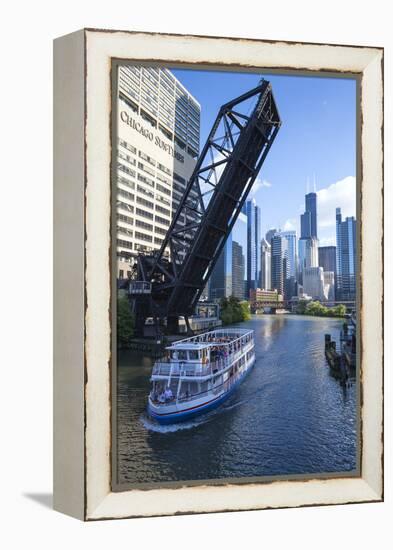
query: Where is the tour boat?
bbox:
[148,328,255,424]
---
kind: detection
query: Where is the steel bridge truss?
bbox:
[131,79,281,334]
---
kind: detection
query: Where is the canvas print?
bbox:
[113,64,358,487]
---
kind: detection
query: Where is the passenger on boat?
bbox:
[164,387,173,402]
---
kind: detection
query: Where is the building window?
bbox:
[138,150,156,167]
[118,138,137,155]
[117,201,134,213]
[135,219,153,231]
[119,270,124,278]
[137,196,154,209]
[157,162,172,176]
[117,239,133,250]
[155,215,170,226]
[135,231,153,243]
[155,225,167,235]
[136,208,153,220]
[118,189,135,202]
[137,173,155,188]
[156,183,171,196]
[118,163,136,178]
[137,184,154,199]
[117,213,134,225]
[138,161,155,177]
[155,204,170,216]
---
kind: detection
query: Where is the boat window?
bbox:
[171,349,187,360]
[188,350,199,360]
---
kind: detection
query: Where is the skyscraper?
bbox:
[300,211,312,239]
[209,212,247,300]
[209,232,232,300]
[271,234,288,296]
[298,237,319,272]
[305,192,317,238]
[265,228,278,246]
[243,198,261,296]
[298,191,319,285]
[116,65,201,278]
[336,208,357,301]
[232,241,245,300]
[281,230,297,278]
[260,238,271,290]
[303,267,325,301]
[319,246,336,298]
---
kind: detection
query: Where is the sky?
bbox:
[171,68,357,246]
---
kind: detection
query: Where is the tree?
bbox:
[240,301,251,321]
[295,300,308,314]
[219,295,250,325]
[117,295,135,347]
[331,304,346,317]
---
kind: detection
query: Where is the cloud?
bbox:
[283,218,297,231]
[317,176,356,230]
[250,177,272,196]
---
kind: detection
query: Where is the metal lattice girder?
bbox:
[133,79,281,321]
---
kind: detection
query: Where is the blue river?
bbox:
[117,314,358,485]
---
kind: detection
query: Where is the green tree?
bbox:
[240,300,251,321]
[117,295,135,348]
[295,300,308,314]
[331,304,346,317]
[219,295,250,325]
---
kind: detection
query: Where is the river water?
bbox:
[116,315,357,486]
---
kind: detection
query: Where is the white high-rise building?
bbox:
[323,271,335,301]
[298,236,319,274]
[116,65,201,277]
[281,230,297,278]
[260,238,271,290]
[303,266,325,301]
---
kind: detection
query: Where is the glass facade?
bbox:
[243,198,261,296]
[336,208,356,301]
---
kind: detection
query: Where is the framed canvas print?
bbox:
[53,29,383,520]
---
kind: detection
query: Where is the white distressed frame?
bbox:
[53,29,383,521]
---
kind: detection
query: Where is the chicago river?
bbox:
[117,315,357,485]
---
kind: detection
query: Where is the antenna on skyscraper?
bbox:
[313,173,317,192]
[306,176,310,194]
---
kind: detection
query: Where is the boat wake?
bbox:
[140,413,210,433]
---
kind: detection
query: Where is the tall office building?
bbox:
[209,233,232,300]
[323,271,335,301]
[281,230,297,278]
[303,267,325,301]
[300,211,312,239]
[209,212,247,300]
[265,228,278,246]
[116,65,201,277]
[243,198,261,295]
[260,238,271,290]
[232,241,246,300]
[305,192,317,238]
[271,234,288,296]
[336,208,357,301]
[298,237,319,271]
[319,245,336,298]
[318,246,337,273]
[298,191,319,284]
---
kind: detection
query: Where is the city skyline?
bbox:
[171,68,356,246]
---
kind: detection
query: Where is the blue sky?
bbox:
[171,68,357,246]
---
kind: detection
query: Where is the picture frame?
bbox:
[53,28,383,521]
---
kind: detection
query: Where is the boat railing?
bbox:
[149,362,251,407]
[151,340,254,377]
